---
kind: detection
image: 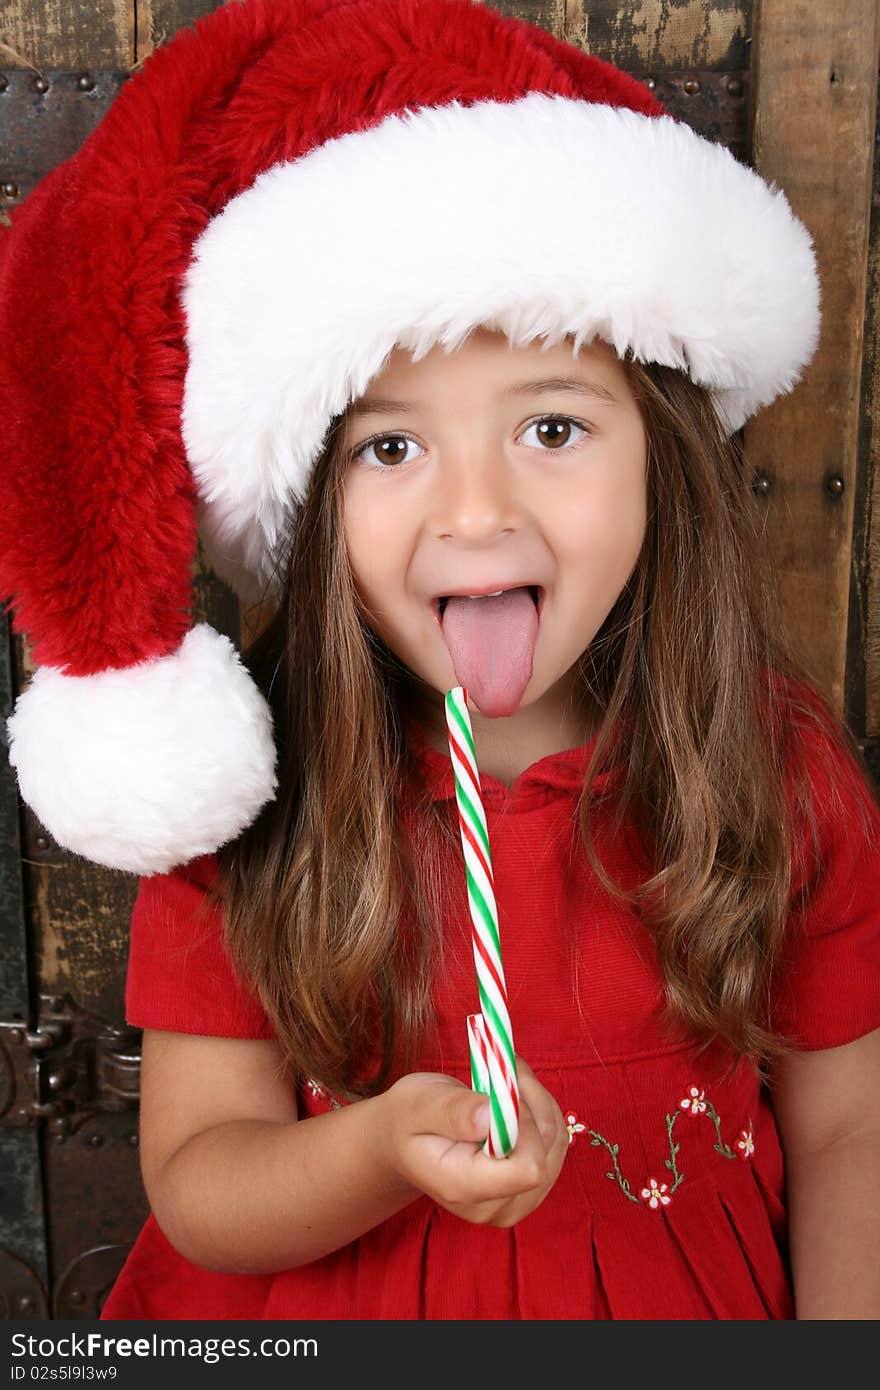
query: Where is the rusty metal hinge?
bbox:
[0,993,141,1137]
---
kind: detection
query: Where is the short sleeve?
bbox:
[771,709,880,1050]
[125,852,275,1039]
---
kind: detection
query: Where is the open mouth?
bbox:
[432,585,543,623]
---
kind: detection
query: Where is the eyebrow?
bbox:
[348,375,617,417]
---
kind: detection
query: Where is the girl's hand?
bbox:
[377,1057,568,1228]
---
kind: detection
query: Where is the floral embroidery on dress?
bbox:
[565,1111,587,1144]
[640,1178,672,1210]
[303,1077,342,1109]
[679,1085,707,1116]
[587,1129,639,1204]
[736,1126,755,1158]
[574,1081,753,1211]
[703,1098,738,1159]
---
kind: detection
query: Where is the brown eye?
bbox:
[372,436,408,465]
[538,420,574,448]
[520,417,590,451]
[541,421,570,447]
[355,434,422,469]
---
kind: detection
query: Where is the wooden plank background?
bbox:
[1,0,756,68]
[749,0,880,722]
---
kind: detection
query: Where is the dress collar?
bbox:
[401,716,619,805]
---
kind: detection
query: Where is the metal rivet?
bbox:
[825,474,845,497]
[86,1131,105,1147]
[645,77,656,90]
[129,1132,139,1147]
[0,75,8,93]
[683,78,701,95]
[16,1297,34,1313]
[7,1028,24,1045]
[76,73,95,92]
[1,182,19,199]
[751,471,772,497]
[33,76,49,94]
[726,76,743,97]
[68,1290,85,1304]
[16,1107,29,1120]
[36,836,50,850]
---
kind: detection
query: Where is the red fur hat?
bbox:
[0,0,819,874]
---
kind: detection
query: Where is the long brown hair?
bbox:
[213,354,878,1099]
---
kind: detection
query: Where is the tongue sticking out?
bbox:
[440,587,539,719]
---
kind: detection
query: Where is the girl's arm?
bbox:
[139,1028,420,1274]
[139,1029,567,1274]
[769,1026,880,1319]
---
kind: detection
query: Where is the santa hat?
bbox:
[0,0,819,876]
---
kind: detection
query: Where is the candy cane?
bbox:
[445,687,519,1157]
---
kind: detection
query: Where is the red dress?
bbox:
[101,713,880,1320]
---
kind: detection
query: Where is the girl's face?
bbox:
[341,326,647,759]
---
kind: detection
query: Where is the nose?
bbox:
[432,443,522,540]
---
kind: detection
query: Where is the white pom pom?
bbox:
[5,624,278,875]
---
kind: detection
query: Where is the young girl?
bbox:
[1,0,878,1321]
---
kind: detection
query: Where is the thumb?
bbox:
[440,1086,490,1143]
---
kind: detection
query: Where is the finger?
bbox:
[466,1121,550,1189]
[514,1058,549,1111]
[413,1120,547,1209]
[513,1061,564,1147]
[420,1079,491,1145]
[456,1156,544,1206]
[444,1192,528,1228]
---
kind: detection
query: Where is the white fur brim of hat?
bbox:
[181,92,820,605]
[5,625,277,875]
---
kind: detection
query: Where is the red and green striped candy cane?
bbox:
[445,686,519,1157]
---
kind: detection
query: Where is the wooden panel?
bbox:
[148,0,223,44]
[862,75,880,748]
[745,0,880,715]
[0,2,132,68]
[510,0,751,71]
[136,0,226,64]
